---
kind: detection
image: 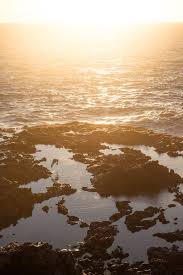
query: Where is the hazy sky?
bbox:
[0,0,183,24]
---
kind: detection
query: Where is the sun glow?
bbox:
[2,0,174,26]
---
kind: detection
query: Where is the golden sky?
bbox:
[0,0,183,25]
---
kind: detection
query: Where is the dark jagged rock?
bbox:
[109,212,124,222]
[51,158,59,167]
[148,246,183,275]
[16,122,183,157]
[154,230,183,243]
[0,242,81,275]
[80,221,89,228]
[0,141,51,186]
[109,201,132,222]
[116,201,132,215]
[88,148,182,197]
[82,221,118,254]
[1,122,183,274]
[1,241,183,275]
[67,216,80,225]
[125,206,160,232]
[34,183,76,203]
[157,210,169,224]
[57,200,68,215]
[40,157,46,162]
[42,205,49,213]
[111,246,129,260]
[168,203,176,208]
[82,186,97,192]
[0,183,34,230]
[174,190,183,205]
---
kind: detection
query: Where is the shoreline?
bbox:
[0,122,183,273]
[0,241,183,274]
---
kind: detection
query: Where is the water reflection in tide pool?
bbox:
[0,144,183,262]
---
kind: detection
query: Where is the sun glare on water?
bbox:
[26,0,165,26]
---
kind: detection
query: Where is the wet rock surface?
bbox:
[1,242,183,275]
[33,182,76,203]
[81,221,118,254]
[125,207,161,233]
[67,216,80,225]
[42,205,49,213]
[110,201,133,222]
[0,242,81,275]
[0,140,51,186]
[88,149,182,196]
[154,230,183,243]
[57,204,68,215]
[148,246,183,275]
[0,183,34,230]
[168,203,176,208]
[174,189,183,205]
[0,122,183,271]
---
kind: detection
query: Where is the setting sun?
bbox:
[0,0,182,25]
[0,0,183,272]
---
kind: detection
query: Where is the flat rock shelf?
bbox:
[0,122,183,274]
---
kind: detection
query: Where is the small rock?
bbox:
[80,222,89,228]
[42,205,49,213]
[168,204,176,208]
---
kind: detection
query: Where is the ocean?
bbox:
[0,23,183,135]
[1,24,183,265]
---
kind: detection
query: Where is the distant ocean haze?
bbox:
[0,23,183,135]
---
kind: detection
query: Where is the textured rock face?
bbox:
[88,148,182,197]
[0,142,51,186]
[125,207,161,233]
[57,200,68,215]
[0,242,81,275]
[82,221,118,253]
[0,183,34,230]
[33,182,76,203]
[0,122,183,274]
[148,246,183,275]
[154,230,183,243]
[109,201,133,222]
[1,242,183,275]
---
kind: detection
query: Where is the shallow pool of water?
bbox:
[1,143,183,262]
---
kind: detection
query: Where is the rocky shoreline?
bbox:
[0,122,183,274]
[0,242,183,275]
